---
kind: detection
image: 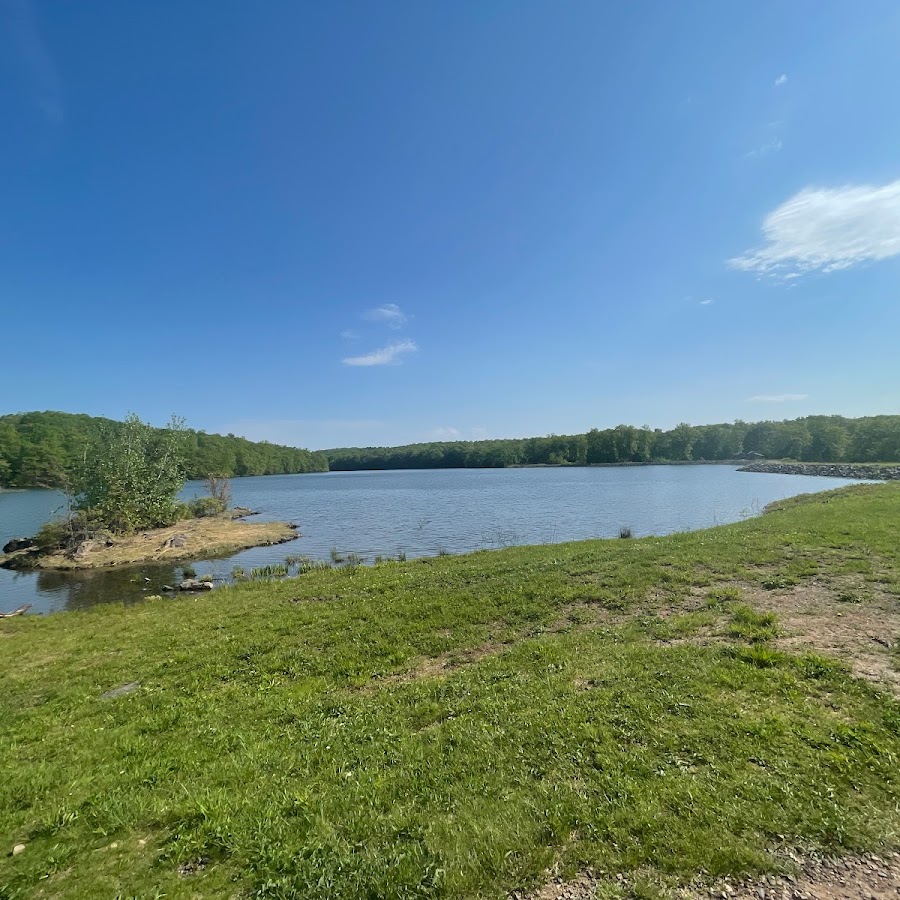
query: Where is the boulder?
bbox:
[2,537,35,553]
[72,540,96,560]
[179,579,214,591]
[163,533,189,549]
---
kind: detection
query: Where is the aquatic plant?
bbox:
[250,563,289,580]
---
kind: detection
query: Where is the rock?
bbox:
[12,843,25,856]
[179,579,214,591]
[738,462,900,481]
[163,533,189,549]
[72,540,96,560]
[101,682,140,700]
[2,537,35,553]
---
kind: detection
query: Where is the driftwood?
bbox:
[0,604,31,618]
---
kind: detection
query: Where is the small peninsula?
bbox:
[0,511,298,571]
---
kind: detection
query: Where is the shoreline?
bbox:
[738,461,900,480]
[0,514,299,571]
[3,483,900,897]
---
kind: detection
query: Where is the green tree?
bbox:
[72,413,188,532]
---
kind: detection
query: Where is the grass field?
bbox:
[2,483,900,899]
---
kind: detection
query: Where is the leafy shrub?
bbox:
[187,497,227,518]
[71,413,188,533]
[32,519,70,551]
[204,474,232,508]
[181,564,197,579]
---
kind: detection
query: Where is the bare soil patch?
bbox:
[513,851,900,900]
[743,579,900,696]
[682,850,900,900]
[370,641,507,688]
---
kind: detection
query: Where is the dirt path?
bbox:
[513,851,900,899]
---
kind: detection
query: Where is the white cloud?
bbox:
[426,426,461,440]
[342,339,418,367]
[699,298,714,306]
[744,138,783,159]
[774,73,788,87]
[364,303,407,329]
[747,393,808,403]
[339,329,359,341]
[730,179,900,277]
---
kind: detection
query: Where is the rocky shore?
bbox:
[739,462,900,480]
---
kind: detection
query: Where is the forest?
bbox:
[326,415,900,471]
[3,412,899,489]
[0,411,328,488]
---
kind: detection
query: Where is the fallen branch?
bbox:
[0,604,31,618]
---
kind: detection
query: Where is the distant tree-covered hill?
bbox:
[5,412,899,488]
[326,415,900,471]
[0,411,328,488]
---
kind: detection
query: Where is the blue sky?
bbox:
[3,1,899,450]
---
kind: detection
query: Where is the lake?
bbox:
[0,465,869,615]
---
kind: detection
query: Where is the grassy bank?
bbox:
[0,515,298,571]
[2,484,900,899]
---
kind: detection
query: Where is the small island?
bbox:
[0,511,298,571]
[0,414,299,573]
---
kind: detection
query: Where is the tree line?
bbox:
[3,412,899,489]
[326,415,900,471]
[0,411,328,488]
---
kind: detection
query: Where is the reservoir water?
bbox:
[0,465,868,615]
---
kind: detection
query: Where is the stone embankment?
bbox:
[739,462,900,480]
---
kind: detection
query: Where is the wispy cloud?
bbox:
[730,179,900,277]
[747,393,808,403]
[2,0,63,124]
[364,303,407,329]
[339,329,359,341]
[699,298,714,306]
[342,339,418,367]
[426,426,460,440]
[744,138,783,159]
[774,73,788,87]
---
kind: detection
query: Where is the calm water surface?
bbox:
[0,466,867,615]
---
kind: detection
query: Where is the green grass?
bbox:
[2,483,900,899]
